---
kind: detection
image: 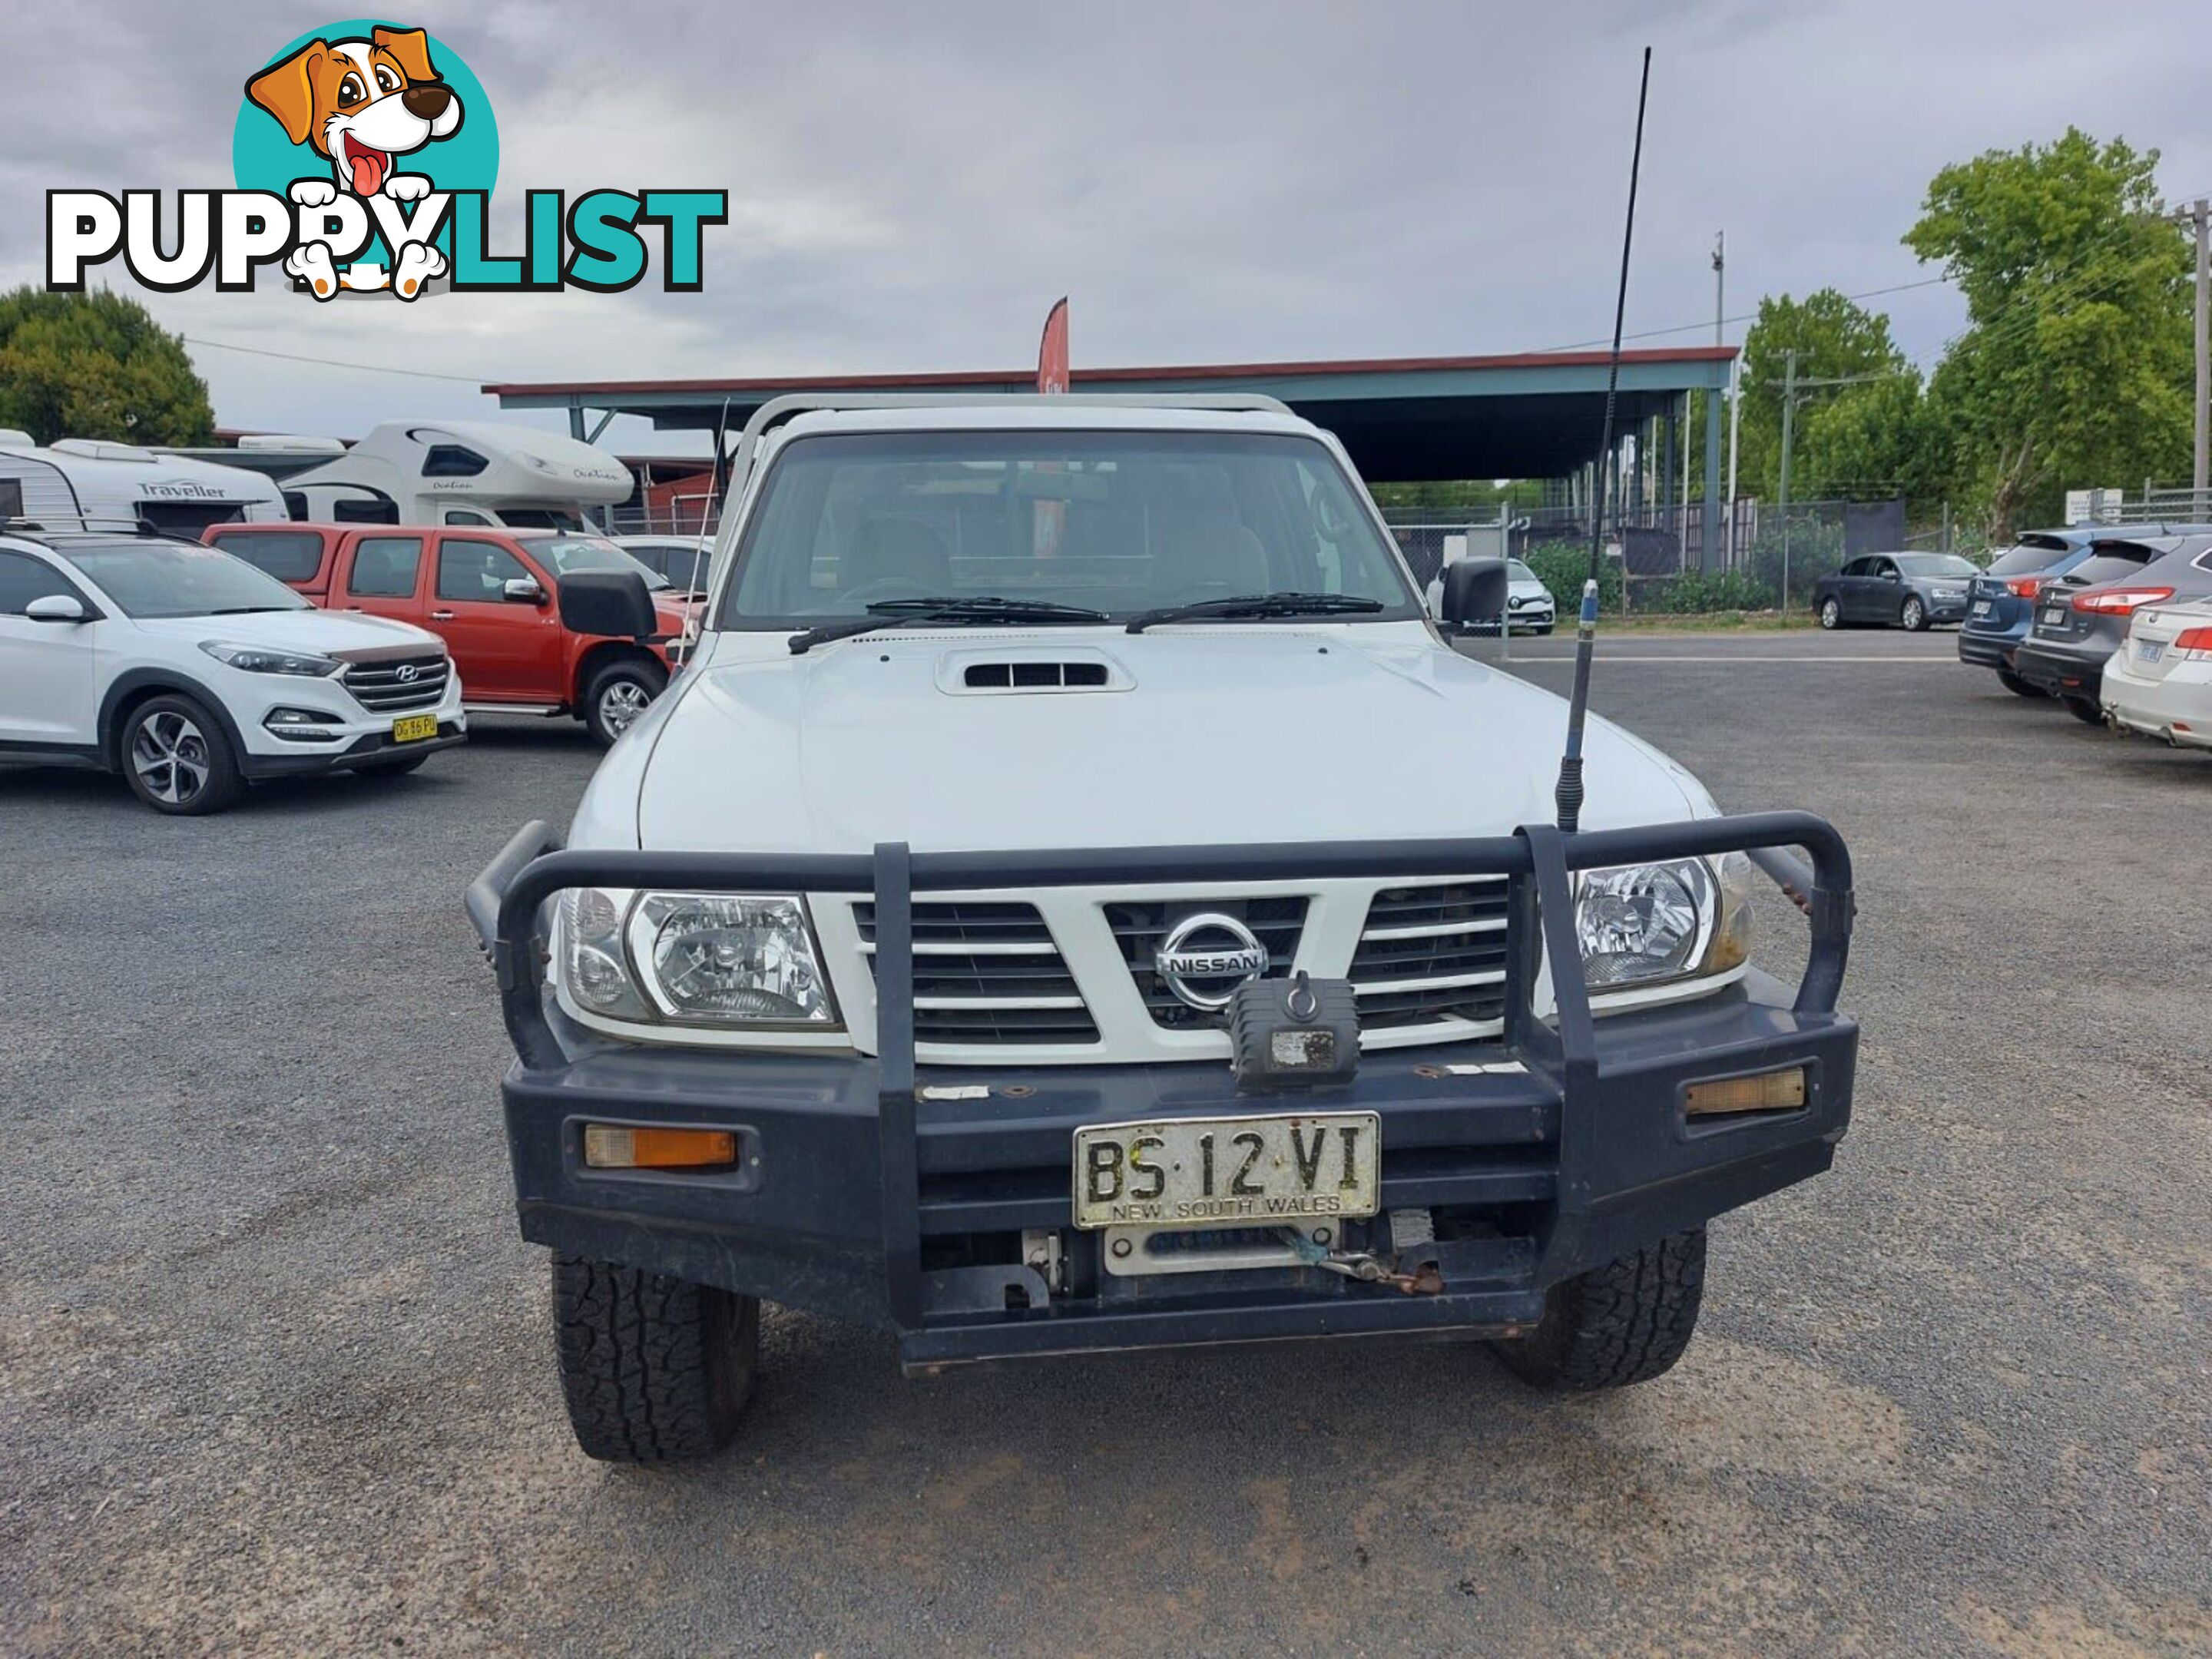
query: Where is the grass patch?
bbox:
[1599,611,1825,633]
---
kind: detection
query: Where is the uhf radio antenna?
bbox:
[1554,46,1652,835]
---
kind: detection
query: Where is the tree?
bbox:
[1905,129,2190,540]
[0,288,216,447]
[1734,289,1919,502]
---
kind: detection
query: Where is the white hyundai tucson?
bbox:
[0,526,464,813]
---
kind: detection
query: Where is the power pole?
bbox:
[1775,356,1888,618]
[2191,200,2209,509]
[1713,231,1725,344]
[1717,233,1741,566]
[1778,348,1796,617]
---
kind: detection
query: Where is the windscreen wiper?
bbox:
[789,595,1110,654]
[1124,591,1386,633]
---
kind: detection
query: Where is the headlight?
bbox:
[1574,855,1752,989]
[199,640,342,677]
[558,887,837,1027]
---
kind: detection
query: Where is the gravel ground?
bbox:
[2,631,2207,1657]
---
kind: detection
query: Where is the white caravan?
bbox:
[0,432,287,535]
[278,422,634,528]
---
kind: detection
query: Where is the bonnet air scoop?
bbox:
[935,646,1131,694]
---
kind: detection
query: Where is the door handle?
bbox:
[430,610,455,621]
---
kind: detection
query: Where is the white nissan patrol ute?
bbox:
[469,395,1859,1462]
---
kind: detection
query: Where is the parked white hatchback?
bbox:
[2101,596,2212,750]
[0,525,465,813]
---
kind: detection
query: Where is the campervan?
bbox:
[278,422,634,529]
[0,432,288,535]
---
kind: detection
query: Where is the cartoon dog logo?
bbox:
[244,27,462,298]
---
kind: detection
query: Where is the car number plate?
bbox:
[2137,641,2164,664]
[2041,606,2068,627]
[1969,599,1992,618]
[1071,1111,1380,1230]
[391,714,439,743]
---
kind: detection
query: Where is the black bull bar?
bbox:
[468,812,1855,1357]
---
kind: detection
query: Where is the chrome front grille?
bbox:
[1103,896,1309,1030]
[343,654,449,712]
[843,879,1514,1058]
[855,900,1100,1046]
[1349,879,1512,1028]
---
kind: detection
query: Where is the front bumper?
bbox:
[232,669,467,777]
[240,720,466,778]
[2101,651,2212,747]
[469,814,1857,1369]
[1923,593,1972,624]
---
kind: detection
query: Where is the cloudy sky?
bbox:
[4,1,2207,457]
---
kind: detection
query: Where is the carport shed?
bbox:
[484,346,1738,567]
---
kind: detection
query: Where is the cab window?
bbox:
[348,535,424,598]
[437,537,534,601]
[210,531,326,583]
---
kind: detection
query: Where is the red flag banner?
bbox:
[1032,297,1070,555]
[1036,296,1069,394]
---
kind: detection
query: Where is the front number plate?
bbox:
[1071,1111,1380,1230]
[391,714,438,743]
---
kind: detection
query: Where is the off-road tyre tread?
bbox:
[552,1255,758,1462]
[1496,1227,1706,1391]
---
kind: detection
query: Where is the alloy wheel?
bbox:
[599,680,652,736]
[131,710,210,806]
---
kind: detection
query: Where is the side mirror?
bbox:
[1440,558,1510,630]
[25,594,89,624]
[558,569,657,639]
[1880,569,1900,582]
[503,576,546,605]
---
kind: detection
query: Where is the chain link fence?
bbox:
[1381,498,1908,614]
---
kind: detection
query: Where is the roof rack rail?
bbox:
[2,513,171,543]
[717,390,1299,534]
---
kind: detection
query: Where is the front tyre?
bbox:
[1900,595,1928,631]
[121,694,244,815]
[1494,1227,1706,1391]
[553,1256,759,1462]
[583,658,668,747]
[1818,597,1841,630]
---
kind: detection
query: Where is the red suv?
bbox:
[204,524,695,743]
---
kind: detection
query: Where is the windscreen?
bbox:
[1508,558,1538,582]
[58,539,312,618]
[1893,553,1977,578]
[719,429,1421,625]
[1985,537,2076,577]
[519,535,669,589]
